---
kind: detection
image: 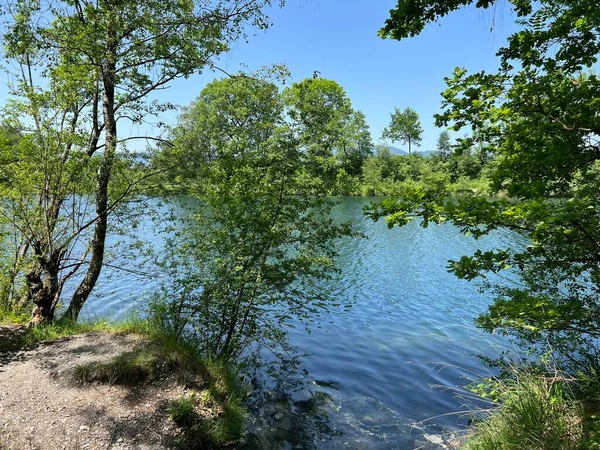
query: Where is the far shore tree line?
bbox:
[154,88,493,198]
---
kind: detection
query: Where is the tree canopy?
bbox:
[435,131,452,160]
[372,0,600,367]
[381,107,423,155]
[154,73,354,360]
[282,77,373,191]
[0,0,281,323]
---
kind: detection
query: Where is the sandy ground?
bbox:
[0,330,188,450]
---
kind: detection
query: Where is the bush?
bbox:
[168,394,197,427]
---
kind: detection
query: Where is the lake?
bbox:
[81,197,522,449]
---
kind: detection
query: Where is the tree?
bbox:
[335,110,374,177]
[436,130,452,160]
[0,0,280,324]
[154,74,353,360]
[381,107,423,154]
[371,0,600,368]
[283,77,372,192]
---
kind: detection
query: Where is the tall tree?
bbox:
[336,110,374,177]
[371,0,600,367]
[381,107,423,154]
[435,130,452,160]
[1,0,280,323]
[155,74,353,360]
[283,77,370,192]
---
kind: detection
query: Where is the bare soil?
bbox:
[0,329,192,449]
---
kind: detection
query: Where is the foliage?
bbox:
[464,373,595,450]
[168,394,197,427]
[168,390,245,449]
[151,73,486,198]
[360,144,486,196]
[381,107,423,154]
[435,130,452,160]
[0,0,281,324]
[334,110,374,177]
[282,77,373,191]
[153,73,355,361]
[373,0,600,370]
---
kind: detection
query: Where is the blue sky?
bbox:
[153,0,520,152]
[1,0,520,153]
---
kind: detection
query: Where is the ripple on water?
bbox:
[81,197,521,448]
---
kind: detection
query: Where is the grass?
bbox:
[1,313,247,449]
[73,348,161,384]
[0,304,30,325]
[0,315,155,350]
[463,372,600,450]
[196,359,246,445]
[71,331,208,386]
[168,387,246,449]
[168,393,197,427]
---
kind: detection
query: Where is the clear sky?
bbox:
[1,0,520,153]
[152,0,519,152]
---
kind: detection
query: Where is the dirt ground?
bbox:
[0,330,189,449]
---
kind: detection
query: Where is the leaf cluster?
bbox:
[375,0,600,367]
[153,74,356,361]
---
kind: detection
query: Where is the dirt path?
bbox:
[0,332,187,449]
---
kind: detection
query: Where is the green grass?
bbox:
[169,388,246,449]
[0,315,156,350]
[71,335,207,386]
[464,373,600,450]
[168,393,197,427]
[2,314,247,448]
[197,359,246,445]
[0,304,30,325]
[73,348,161,385]
[165,358,246,448]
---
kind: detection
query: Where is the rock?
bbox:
[423,433,445,446]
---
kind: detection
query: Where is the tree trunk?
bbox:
[26,271,52,326]
[64,21,117,322]
[26,256,61,326]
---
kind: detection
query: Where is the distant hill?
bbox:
[385,146,436,157]
[388,145,407,155]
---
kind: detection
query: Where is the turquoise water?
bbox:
[82,197,522,449]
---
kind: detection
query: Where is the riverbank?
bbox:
[0,323,244,450]
[11,198,508,449]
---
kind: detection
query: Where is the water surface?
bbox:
[82,197,522,449]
